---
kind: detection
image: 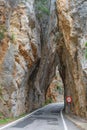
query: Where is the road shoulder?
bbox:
[65,114,87,130]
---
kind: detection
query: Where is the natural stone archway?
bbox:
[27,0,87,117]
[0,0,87,119]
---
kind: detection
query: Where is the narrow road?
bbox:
[1,103,81,130]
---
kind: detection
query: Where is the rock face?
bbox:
[0,0,58,117]
[56,0,87,117]
[27,0,58,112]
[0,0,41,117]
[0,0,87,118]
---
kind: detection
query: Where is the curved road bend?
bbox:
[2,103,81,130]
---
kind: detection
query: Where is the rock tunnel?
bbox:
[0,0,87,118]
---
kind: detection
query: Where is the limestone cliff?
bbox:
[0,0,87,118]
[27,0,58,112]
[0,0,58,117]
[0,0,41,117]
[56,0,87,117]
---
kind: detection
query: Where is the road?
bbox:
[1,103,82,130]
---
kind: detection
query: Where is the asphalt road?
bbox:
[1,103,82,130]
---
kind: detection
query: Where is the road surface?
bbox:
[1,103,82,130]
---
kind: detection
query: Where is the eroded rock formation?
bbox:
[0,0,87,118]
[0,0,41,117]
[27,0,58,112]
[56,0,87,117]
[0,0,58,117]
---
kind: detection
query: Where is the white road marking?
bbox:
[0,103,64,130]
[0,107,43,130]
[61,111,68,130]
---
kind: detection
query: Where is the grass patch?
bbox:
[0,118,13,125]
[0,113,27,125]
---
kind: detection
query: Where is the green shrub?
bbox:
[85,42,87,59]
[0,26,7,41]
[37,5,50,15]
[45,98,53,105]
[10,33,15,42]
[0,31,4,41]
[35,0,50,17]
[56,84,63,94]
[85,42,87,47]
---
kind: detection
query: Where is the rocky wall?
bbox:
[0,0,41,117]
[56,0,87,117]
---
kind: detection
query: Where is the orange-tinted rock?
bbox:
[0,0,40,117]
[56,0,87,117]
